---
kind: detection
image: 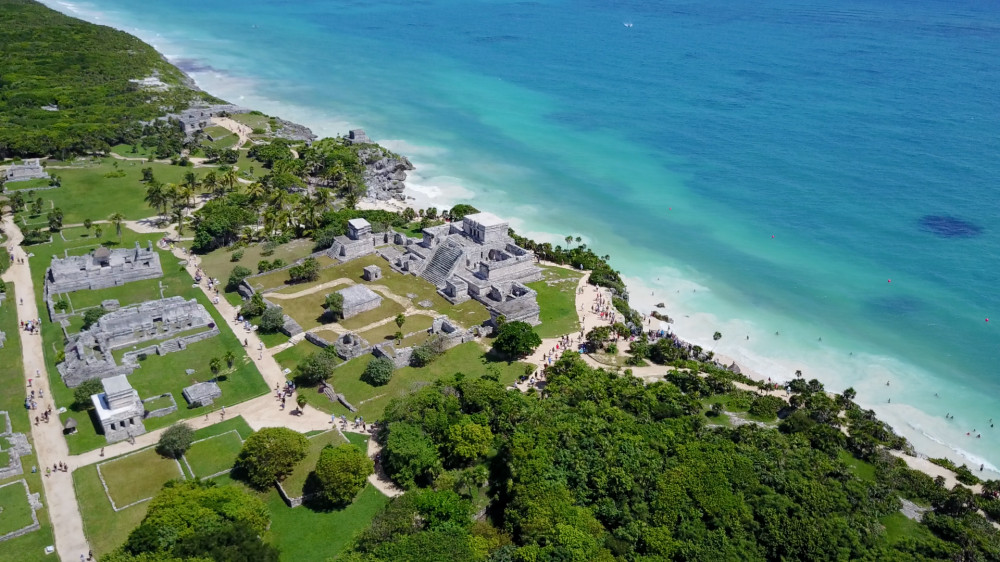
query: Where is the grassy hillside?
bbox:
[0,0,215,157]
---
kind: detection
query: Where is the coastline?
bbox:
[37,0,1000,480]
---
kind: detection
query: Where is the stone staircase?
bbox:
[419,241,464,287]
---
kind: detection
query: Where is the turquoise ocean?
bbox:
[48,0,1000,472]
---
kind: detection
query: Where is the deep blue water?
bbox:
[54,0,1000,469]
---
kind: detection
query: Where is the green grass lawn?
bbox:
[274,339,327,373]
[98,447,184,508]
[110,143,158,159]
[881,512,935,545]
[196,238,315,284]
[184,430,244,478]
[304,342,530,420]
[21,229,268,454]
[281,430,348,498]
[0,481,35,535]
[528,265,583,338]
[18,158,216,224]
[230,112,272,131]
[838,450,877,482]
[265,484,387,561]
[74,464,149,558]
[5,177,51,190]
[358,314,433,345]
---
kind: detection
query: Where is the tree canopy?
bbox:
[235,427,309,489]
[313,443,374,507]
[492,321,541,358]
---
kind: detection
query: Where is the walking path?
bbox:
[2,214,90,562]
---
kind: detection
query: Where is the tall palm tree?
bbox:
[182,171,199,194]
[178,184,196,208]
[108,212,125,240]
[246,181,265,203]
[222,168,239,193]
[201,170,219,196]
[144,181,167,217]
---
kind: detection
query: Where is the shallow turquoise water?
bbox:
[54,0,1000,470]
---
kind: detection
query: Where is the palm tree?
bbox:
[222,168,239,193]
[144,180,167,216]
[246,181,265,203]
[108,212,125,240]
[94,226,103,240]
[201,170,219,196]
[178,184,196,208]
[182,171,199,194]
[223,350,236,368]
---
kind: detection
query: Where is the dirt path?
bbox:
[211,116,252,148]
[2,213,90,562]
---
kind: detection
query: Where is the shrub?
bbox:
[362,357,395,387]
[749,395,786,421]
[230,250,244,262]
[287,257,320,284]
[82,306,108,329]
[157,423,194,459]
[235,427,309,489]
[240,293,266,318]
[53,298,70,312]
[259,306,285,333]
[324,292,343,320]
[492,321,541,358]
[295,351,339,386]
[314,444,374,506]
[73,379,104,411]
[227,265,252,291]
[257,260,271,273]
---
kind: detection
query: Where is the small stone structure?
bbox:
[4,158,48,183]
[327,218,377,262]
[336,284,382,319]
[333,332,370,361]
[153,103,250,139]
[0,329,5,349]
[362,264,382,281]
[45,242,162,295]
[384,212,541,324]
[372,342,415,369]
[91,375,146,443]
[58,297,219,387]
[347,129,370,145]
[0,412,31,481]
[182,382,222,407]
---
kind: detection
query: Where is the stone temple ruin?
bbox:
[45,242,162,296]
[382,212,542,324]
[336,284,383,319]
[183,381,222,407]
[4,158,48,183]
[0,412,32,480]
[58,297,219,387]
[90,375,146,443]
[328,218,378,262]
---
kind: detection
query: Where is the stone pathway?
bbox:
[2,213,90,561]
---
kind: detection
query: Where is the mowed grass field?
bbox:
[528,265,583,338]
[300,342,531,420]
[17,157,221,225]
[98,447,184,508]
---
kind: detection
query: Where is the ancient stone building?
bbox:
[91,375,146,443]
[362,264,382,281]
[336,285,382,319]
[58,297,219,387]
[45,242,162,295]
[327,218,377,262]
[347,129,370,145]
[183,382,222,407]
[383,212,542,324]
[4,159,48,183]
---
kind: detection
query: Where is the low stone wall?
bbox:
[0,480,41,543]
[275,480,315,508]
[304,332,333,349]
[142,393,178,419]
